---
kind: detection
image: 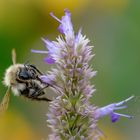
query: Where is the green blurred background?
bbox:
[0,0,140,140]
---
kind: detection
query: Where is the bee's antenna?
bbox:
[24,60,29,65]
[24,60,30,71]
[12,48,16,65]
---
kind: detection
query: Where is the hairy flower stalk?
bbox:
[32,9,134,140]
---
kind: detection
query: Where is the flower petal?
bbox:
[40,75,53,85]
[110,112,120,123]
[44,56,55,64]
[42,38,58,54]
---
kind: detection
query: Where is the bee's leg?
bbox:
[30,84,50,98]
[31,97,52,102]
[21,89,52,102]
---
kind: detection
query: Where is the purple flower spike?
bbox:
[31,9,134,139]
[50,9,74,46]
[94,96,134,122]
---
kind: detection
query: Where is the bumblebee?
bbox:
[0,49,51,114]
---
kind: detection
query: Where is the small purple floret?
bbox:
[31,38,58,64]
[50,9,73,36]
[95,96,134,123]
[41,38,58,54]
[50,9,74,46]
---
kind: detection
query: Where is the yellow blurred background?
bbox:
[0,0,140,140]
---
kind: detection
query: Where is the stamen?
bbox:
[114,105,127,110]
[50,12,61,23]
[31,49,48,54]
[116,95,134,106]
[41,37,49,43]
[113,112,133,119]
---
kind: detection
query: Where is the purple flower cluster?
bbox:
[32,9,134,140]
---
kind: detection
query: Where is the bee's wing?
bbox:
[0,87,11,115]
[12,48,16,65]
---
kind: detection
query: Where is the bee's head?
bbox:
[3,63,42,87]
[3,64,24,86]
[18,64,38,80]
